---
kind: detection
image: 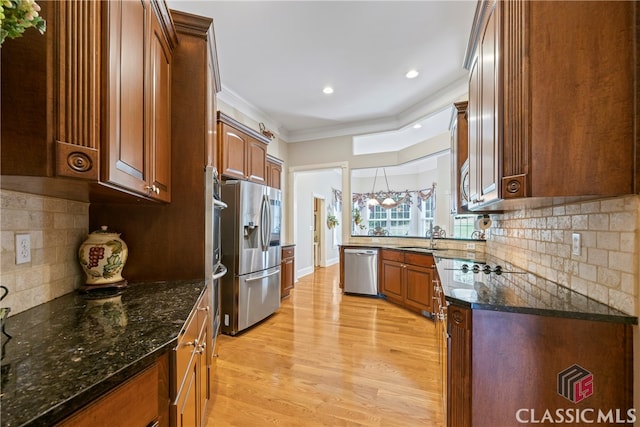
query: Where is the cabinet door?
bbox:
[467,53,481,207]
[268,160,283,189]
[246,137,267,184]
[381,260,403,304]
[404,263,433,312]
[219,124,247,179]
[104,0,148,193]
[148,10,172,202]
[281,255,294,298]
[478,1,500,205]
[173,354,199,427]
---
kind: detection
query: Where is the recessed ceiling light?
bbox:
[413,123,422,129]
[323,86,334,94]
[405,69,419,79]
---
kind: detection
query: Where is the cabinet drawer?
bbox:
[56,363,158,426]
[404,252,433,268]
[282,246,294,259]
[174,309,200,390]
[381,249,404,262]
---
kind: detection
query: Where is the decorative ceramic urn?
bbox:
[78,226,128,286]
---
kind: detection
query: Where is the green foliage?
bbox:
[0,0,46,45]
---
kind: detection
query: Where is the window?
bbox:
[422,195,436,235]
[452,214,476,239]
[367,203,411,236]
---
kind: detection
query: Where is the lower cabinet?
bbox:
[56,356,165,427]
[447,305,634,426]
[171,287,210,427]
[380,249,434,315]
[281,245,295,299]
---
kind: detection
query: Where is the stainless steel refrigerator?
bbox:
[220,180,282,335]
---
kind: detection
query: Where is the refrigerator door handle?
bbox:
[245,269,280,282]
[213,199,228,209]
[260,194,270,252]
[213,264,228,280]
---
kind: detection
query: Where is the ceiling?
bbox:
[166,1,477,147]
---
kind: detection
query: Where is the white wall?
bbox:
[287,132,451,245]
[293,169,343,278]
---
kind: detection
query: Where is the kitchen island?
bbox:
[0,280,206,427]
[434,256,637,427]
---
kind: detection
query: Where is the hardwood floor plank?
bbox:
[206,265,444,426]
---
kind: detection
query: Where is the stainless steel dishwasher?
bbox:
[343,248,379,296]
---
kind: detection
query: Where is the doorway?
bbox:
[313,196,325,268]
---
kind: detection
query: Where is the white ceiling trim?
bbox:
[219,75,469,144]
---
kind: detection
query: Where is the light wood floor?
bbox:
[206,264,444,426]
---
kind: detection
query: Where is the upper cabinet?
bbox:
[450,101,469,214]
[103,0,176,202]
[217,112,270,184]
[1,0,176,202]
[464,0,637,211]
[267,155,284,190]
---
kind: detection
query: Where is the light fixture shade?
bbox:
[381,197,397,209]
[367,198,379,206]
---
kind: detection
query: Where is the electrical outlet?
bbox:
[572,233,581,256]
[466,243,476,250]
[16,233,31,264]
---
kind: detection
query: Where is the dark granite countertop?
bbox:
[0,280,206,427]
[434,256,637,324]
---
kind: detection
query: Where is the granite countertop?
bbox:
[434,256,637,324]
[0,280,206,427]
[340,243,487,263]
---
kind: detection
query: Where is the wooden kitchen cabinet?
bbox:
[56,354,168,427]
[450,101,469,214]
[172,287,210,427]
[1,0,102,190]
[103,0,176,202]
[380,249,434,315]
[267,155,284,189]
[281,245,295,299]
[0,0,177,203]
[446,304,472,427]
[446,304,634,427]
[217,112,270,184]
[91,9,221,282]
[464,0,638,211]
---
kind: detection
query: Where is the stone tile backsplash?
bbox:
[0,190,88,315]
[487,196,639,315]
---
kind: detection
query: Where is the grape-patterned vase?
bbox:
[78,226,128,286]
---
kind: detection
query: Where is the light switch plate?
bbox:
[572,233,581,256]
[16,233,31,264]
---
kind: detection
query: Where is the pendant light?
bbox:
[367,169,380,206]
[380,168,398,209]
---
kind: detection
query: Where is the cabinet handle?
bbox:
[185,338,199,348]
[197,343,206,354]
[144,185,160,195]
[198,306,209,312]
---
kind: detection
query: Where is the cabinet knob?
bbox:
[198,306,209,312]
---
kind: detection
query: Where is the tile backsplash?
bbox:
[0,190,88,315]
[487,196,639,315]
